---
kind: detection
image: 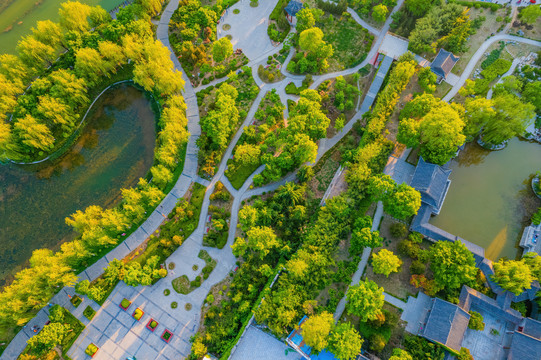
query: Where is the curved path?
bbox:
[443,34,541,102]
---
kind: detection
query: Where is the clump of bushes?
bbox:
[468,311,485,331]
[390,223,408,238]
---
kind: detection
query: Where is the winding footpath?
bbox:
[3,1,541,359]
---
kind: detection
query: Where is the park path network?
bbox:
[2,1,541,359]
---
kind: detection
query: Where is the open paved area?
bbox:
[461,305,512,360]
[230,326,301,360]
[217,0,278,60]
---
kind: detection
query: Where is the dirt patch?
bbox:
[386,73,423,143]
[365,216,424,301]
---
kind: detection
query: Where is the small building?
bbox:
[430,49,459,84]
[409,157,451,215]
[519,223,541,256]
[418,286,541,359]
[420,298,470,352]
[284,0,303,26]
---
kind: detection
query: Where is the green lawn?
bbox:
[226,159,260,190]
[319,14,374,71]
[172,250,216,294]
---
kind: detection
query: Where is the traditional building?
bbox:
[430,49,459,83]
[284,0,303,26]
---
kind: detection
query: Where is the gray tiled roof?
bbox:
[508,332,541,360]
[430,49,459,79]
[284,0,303,16]
[410,157,451,212]
[523,318,541,339]
[422,298,470,351]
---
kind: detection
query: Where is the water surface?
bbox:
[0,84,156,283]
[431,138,541,260]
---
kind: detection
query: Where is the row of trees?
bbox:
[0,0,177,162]
[0,0,189,329]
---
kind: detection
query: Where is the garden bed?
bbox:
[83,305,96,321]
[203,182,232,249]
[172,251,217,294]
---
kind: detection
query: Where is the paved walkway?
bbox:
[384,292,407,310]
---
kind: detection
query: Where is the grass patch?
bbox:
[226,159,260,189]
[83,306,96,321]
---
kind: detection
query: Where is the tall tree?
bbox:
[232,226,280,258]
[346,280,384,322]
[59,1,92,33]
[328,322,363,360]
[13,114,55,151]
[301,311,334,352]
[492,259,533,295]
[384,183,421,220]
[389,348,413,360]
[17,36,57,69]
[520,5,541,25]
[372,4,389,23]
[212,37,233,63]
[372,249,402,277]
[429,240,477,292]
[31,20,63,49]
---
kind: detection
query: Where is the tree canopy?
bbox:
[428,240,477,292]
[346,280,384,322]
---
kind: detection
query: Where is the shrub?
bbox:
[468,311,485,331]
[398,239,420,259]
[390,223,408,238]
[85,344,98,356]
[120,299,131,309]
[408,232,423,244]
[171,302,178,309]
[70,295,82,308]
[370,333,387,352]
[83,306,96,321]
[410,260,426,275]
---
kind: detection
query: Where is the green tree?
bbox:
[37,95,77,132]
[458,347,474,360]
[14,114,55,151]
[482,94,535,146]
[346,280,384,322]
[350,227,383,255]
[383,183,421,220]
[524,252,541,281]
[238,205,258,231]
[212,37,233,63]
[31,20,63,49]
[234,143,261,165]
[372,4,389,23]
[429,240,477,292]
[372,249,402,277]
[492,259,533,295]
[27,322,69,355]
[520,5,541,25]
[389,348,413,360]
[59,1,92,33]
[150,164,173,188]
[296,8,324,33]
[328,322,363,360]
[418,67,437,93]
[232,226,280,258]
[463,97,495,139]
[201,83,239,149]
[418,106,465,165]
[405,0,436,16]
[522,81,541,114]
[75,47,108,85]
[17,36,57,69]
[302,311,334,352]
[291,133,317,165]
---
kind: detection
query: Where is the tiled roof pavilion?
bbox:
[430,49,459,80]
[409,157,451,214]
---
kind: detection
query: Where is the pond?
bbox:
[0,84,157,284]
[0,0,123,55]
[430,138,541,260]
